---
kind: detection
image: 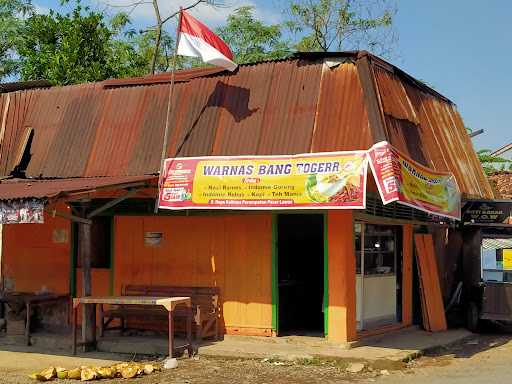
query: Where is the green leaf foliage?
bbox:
[476,149,512,175]
[217,6,291,64]
[15,0,148,84]
[287,0,395,54]
[0,0,33,80]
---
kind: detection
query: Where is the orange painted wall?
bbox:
[327,210,357,343]
[113,215,273,333]
[1,203,71,294]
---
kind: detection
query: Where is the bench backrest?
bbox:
[122,285,219,314]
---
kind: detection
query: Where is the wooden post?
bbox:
[78,202,96,351]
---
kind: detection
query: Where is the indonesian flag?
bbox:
[177,10,237,71]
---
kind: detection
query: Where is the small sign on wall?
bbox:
[52,228,69,243]
[144,232,163,247]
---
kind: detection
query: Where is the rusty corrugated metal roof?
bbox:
[0,80,52,93]
[0,176,154,200]
[489,172,512,199]
[102,66,227,87]
[371,64,493,199]
[0,52,494,199]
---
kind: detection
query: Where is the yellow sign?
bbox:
[503,249,512,270]
[368,141,461,220]
[158,152,368,210]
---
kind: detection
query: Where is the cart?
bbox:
[461,200,512,331]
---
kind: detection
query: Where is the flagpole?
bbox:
[154,7,183,214]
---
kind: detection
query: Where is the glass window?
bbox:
[363,225,396,275]
[481,237,512,283]
[354,223,397,276]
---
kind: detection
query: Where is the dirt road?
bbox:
[1,333,511,383]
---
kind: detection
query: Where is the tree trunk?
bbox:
[150,0,163,75]
[150,23,162,74]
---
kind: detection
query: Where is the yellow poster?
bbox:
[503,249,512,270]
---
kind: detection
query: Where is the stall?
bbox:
[461,200,512,330]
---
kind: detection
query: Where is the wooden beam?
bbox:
[86,188,139,219]
[77,203,96,351]
[44,208,92,225]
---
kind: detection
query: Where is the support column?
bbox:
[402,224,413,326]
[78,202,95,350]
[327,210,357,343]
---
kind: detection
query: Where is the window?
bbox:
[76,217,112,269]
[482,238,512,283]
[356,224,397,276]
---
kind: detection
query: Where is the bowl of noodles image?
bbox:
[306,174,361,204]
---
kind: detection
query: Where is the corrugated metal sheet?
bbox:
[373,66,493,199]
[0,80,51,93]
[0,54,494,199]
[0,175,154,200]
[488,172,512,199]
[102,66,226,87]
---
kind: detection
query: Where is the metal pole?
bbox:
[154,8,183,214]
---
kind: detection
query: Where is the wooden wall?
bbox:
[113,215,273,335]
[1,203,71,294]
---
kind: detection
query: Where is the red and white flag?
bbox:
[177,10,237,71]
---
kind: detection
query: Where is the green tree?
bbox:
[15,1,143,84]
[0,0,33,80]
[476,149,512,175]
[217,6,290,64]
[286,0,396,55]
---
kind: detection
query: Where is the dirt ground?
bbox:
[2,332,512,384]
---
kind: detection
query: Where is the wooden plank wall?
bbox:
[414,233,447,332]
[113,215,273,336]
[1,202,71,294]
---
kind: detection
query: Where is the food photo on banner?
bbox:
[367,141,461,220]
[158,151,369,210]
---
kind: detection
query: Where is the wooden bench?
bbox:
[101,285,220,341]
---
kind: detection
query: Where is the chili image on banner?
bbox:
[158,151,368,210]
[368,141,461,220]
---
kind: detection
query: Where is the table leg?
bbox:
[187,305,193,357]
[98,304,104,338]
[168,309,174,358]
[25,303,31,346]
[92,304,97,351]
[72,306,77,355]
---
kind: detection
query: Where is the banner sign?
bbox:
[368,141,461,220]
[0,199,44,224]
[158,151,368,210]
[462,200,512,224]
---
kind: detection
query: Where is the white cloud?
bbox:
[33,3,51,15]
[91,0,282,29]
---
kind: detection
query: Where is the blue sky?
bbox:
[34,0,511,153]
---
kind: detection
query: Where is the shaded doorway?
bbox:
[277,214,325,335]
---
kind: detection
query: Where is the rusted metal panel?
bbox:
[0,175,154,200]
[489,172,512,199]
[0,54,494,200]
[102,66,226,88]
[312,62,372,152]
[373,67,494,199]
[373,68,419,124]
[356,56,387,143]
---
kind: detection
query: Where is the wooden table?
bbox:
[72,296,193,357]
[0,292,70,346]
